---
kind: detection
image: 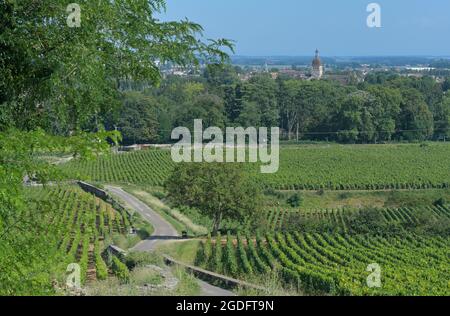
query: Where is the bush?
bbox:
[124,251,161,270]
[194,234,212,267]
[338,192,351,200]
[111,256,130,283]
[433,197,446,207]
[346,208,404,235]
[211,233,222,272]
[224,232,238,276]
[413,209,450,236]
[94,239,108,281]
[150,190,166,200]
[287,193,302,208]
[136,226,152,240]
[236,233,253,275]
[282,213,336,234]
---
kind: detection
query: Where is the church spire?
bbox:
[311,49,323,79]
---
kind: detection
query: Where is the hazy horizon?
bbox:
[231,54,450,58]
[161,0,450,56]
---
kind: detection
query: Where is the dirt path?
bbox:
[105,185,235,296]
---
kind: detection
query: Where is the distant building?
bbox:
[311,49,324,79]
[278,69,308,79]
[270,72,279,80]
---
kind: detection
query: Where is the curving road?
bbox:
[104,185,235,296]
[105,185,179,251]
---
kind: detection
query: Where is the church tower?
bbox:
[311,49,324,79]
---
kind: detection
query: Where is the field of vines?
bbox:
[195,232,450,296]
[61,144,450,190]
[24,186,131,284]
[253,143,450,190]
[265,204,450,231]
[62,150,175,186]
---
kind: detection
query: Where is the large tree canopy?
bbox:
[165,163,261,235]
[116,92,160,145]
[0,0,233,133]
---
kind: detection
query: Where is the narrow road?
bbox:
[197,280,237,296]
[105,185,235,296]
[105,185,179,251]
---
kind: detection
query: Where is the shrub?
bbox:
[224,232,238,276]
[281,212,336,234]
[236,233,253,275]
[194,234,212,267]
[433,197,446,207]
[413,209,450,236]
[203,233,212,263]
[287,193,302,208]
[124,251,161,270]
[94,239,108,280]
[338,192,351,200]
[210,233,222,272]
[112,256,130,283]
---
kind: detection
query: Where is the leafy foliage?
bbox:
[200,231,450,295]
[112,256,130,283]
[165,163,261,235]
[0,185,131,294]
[64,144,450,191]
[0,0,233,133]
[287,193,302,208]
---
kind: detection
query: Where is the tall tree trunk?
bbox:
[286,111,291,140]
[296,122,299,142]
[212,211,223,236]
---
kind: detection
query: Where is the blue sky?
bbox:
[159,0,450,56]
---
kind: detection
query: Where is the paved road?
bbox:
[105,185,235,296]
[105,185,179,251]
[197,280,236,296]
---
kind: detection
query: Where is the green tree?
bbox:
[117,92,159,145]
[223,84,244,123]
[433,95,450,139]
[204,64,239,87]
[397,89,434,141]
[236,101,262,127]
[364,86,402,141]
[175,93,227,130]
[242,74,279,127]
[0,0,232,133]
[442,77,450,92]
[336,91,372,143]
[292,81,348,141]
[277,79,300,140]
[165,163,261,235]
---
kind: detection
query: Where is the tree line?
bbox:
[109,65,450,144]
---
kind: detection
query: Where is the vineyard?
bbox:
[253,144,450,190]
[195,232,450,296]
[193,203,450,295]
[265,204,450,231]
[62,150,175,187]
[61,144,450,190]
[24,185,132,284]
[57,143,450,296]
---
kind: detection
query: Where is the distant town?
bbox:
[159,51,450,85]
